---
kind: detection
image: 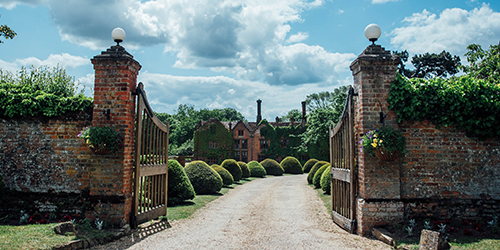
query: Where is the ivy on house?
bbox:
[193,121,233,164]
[258,119,306,160]
[388,73,500,139]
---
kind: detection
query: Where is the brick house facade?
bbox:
[193,100,307,164]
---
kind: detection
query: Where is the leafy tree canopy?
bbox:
[305,85,349,113]
[462,43,500,83]
[394,50,461,79]
[280,109,302,122]
[0,17,16,44]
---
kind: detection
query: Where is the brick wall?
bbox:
[0,118,91,193]
[351,43,500,235]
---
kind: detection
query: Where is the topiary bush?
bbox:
[247,161,267,177]
[211,164,234,186]
[238,161,250,179]
[167,159,196,206]
[307,161,329,184]
[260,159,284,176]
[303,159,318,173]
[220,159,242,182]
[185,161,223,195]
[280,156,303,174]
[313,163,330,189]
[320,166,331,194]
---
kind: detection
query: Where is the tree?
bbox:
[0,17,16,44]
[462,43,500,83]
[393,50,461,79]
[300,86,348,161]
[280,109,302,122]
[305,85,349,113]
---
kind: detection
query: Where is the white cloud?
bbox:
[390,4,500,55]
[138,72,344,120]
[0,0,47,9]
[372,0,399,4]
[0,53,89,73]
[286,32,309,44]
[15,53,89,69]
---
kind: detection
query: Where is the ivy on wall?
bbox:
[193,122,233,164]
[258,119,306,160]
[388,73,500,139]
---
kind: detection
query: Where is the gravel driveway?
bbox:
[92,174,389,250]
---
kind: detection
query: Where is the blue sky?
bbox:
[1,0,500,121]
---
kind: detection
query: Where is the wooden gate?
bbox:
[329,85,356,233]
[132,82,169,228]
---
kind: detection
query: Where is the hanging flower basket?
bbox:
[360,126,406,161]
[374,148,400,161]
[78,126,123,155]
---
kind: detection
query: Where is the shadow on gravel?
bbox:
[97,220,171,249]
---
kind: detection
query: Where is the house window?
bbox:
[241,151,248,163]
[258,154,266,162]
[238,130,244,136]
[241,140,248,149]
[207,157,218,165]
[209,141,217,149]
[260,139,269,149]
[234,140,240,149]
[234,151,240,160]
[280,138,289,147]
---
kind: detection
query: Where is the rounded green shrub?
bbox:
[247,161,266,177]
[280,156,303,174]
[220,159,242,182]
[313,163,330,189]
[307,161,329,184]
[211,164,234,186]
[260,159,284,176]
[320,166,331,194]
[167,159,196,206]
[185,161,223,195]
[238,161,250,179]
[303,159,318,173]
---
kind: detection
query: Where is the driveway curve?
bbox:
[93,174,389,250]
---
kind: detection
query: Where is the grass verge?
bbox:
[0,222,113,250]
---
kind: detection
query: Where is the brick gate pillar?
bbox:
[350,44,403,235]
[89,41,141,226]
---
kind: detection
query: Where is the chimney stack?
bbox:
[257,99,262,123]
[301,101,307,127]
[275,116,280,123]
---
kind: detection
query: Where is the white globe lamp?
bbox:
[364,24,381,45]
[111,27,126,46]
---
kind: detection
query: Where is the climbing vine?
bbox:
[388,73,500,139]
[258,119,306,160]
[193,122,233,164]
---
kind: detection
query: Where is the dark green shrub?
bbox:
[167,159,195,206]
[313,164,329,189]
[247,161,266,177]
[238,161,250,179]
[320,167,331,194]
[307,161,329,184]
[211,164,234,186]
[303,159,318,173]
[0,173,4,199]
[280,156,303,174]
[185,161,223,195]
[260,159,283,176]
[220,159,242,182]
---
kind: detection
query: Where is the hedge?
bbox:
[313,164,329,189]
[302,159,318,173]
[167,159,195,206]
[238,161,250,179]
[260,159,284,176]
[211,164,234,186]
[247,161,267,177]
[220,159,242,182]
[280,156,303,174]
[320,167,331,194]
[307,161,329,184]
[185,161,223,195]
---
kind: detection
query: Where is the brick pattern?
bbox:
[0,118,91,193]
[357,198,404,234]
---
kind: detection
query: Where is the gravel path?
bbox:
[92,174,390,250]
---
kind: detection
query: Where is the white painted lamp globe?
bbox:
[364,24,381,44]
[112,27,126,45]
